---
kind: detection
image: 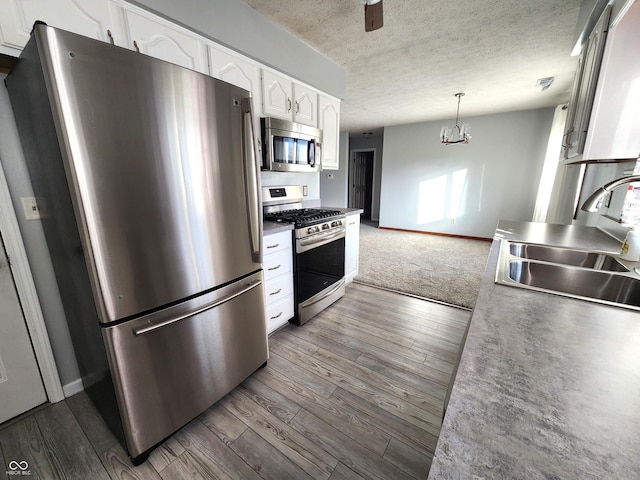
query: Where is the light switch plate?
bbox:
[302,185,308,196]
[21,197,41,220]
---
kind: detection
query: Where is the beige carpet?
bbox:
[356,223,492,309]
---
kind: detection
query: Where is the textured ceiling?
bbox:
[243,0,582,134]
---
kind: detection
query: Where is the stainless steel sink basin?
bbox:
[508,242,629,272]
[507,261,640,308]
[496,240,640,311]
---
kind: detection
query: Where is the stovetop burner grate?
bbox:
[264,208,343,227]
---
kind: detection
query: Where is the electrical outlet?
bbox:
[21,197,41,220]
[302,185,308,196]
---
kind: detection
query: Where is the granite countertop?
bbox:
[263,221,294,235]
[428,220,640,479]
[322,206,364,216]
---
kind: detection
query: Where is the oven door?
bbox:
[294,230,345,325]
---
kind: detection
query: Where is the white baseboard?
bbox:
[62,378,84,398]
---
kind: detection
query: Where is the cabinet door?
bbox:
[262,70,293,119]
[563,6,611,159]
[345,214,360,284]
[292,84,318,126]
[0,0,113,55]
[572,6,611,156]
[208,44,262,138]
[319,95,341,170]
[208,45,260,93]
[121,6,208,73]
[562,53,586,159]
[583,1,640,160]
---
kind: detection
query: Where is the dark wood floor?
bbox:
[0,283,470,480]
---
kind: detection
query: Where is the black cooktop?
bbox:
[264,208,343,227]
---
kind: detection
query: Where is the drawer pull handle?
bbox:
[267,243,280,249]
[269,288,282,296]
[270,311,283,320]
[268,264,281,271]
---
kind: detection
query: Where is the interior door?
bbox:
[0,233,47,424]
[350,150,374,218]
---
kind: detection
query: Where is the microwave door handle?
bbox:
[308,140,315,166]
[315,141,322,168]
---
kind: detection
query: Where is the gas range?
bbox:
[262,185,346,326]
[262,186,345,240]
[264,208,345,239]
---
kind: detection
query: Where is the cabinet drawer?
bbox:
[263,230,292,255]
[264,274,293,306]
[265,294,294,333]
[264,249,292,281]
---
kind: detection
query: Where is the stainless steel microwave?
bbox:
[261,117,322,172]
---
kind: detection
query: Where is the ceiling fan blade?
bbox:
[364,0,383,32]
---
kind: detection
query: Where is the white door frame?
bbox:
[0,161,64,403]
[349,148,376,216]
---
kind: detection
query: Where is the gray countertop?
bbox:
[263,221,294,235]
[428,221,640,479]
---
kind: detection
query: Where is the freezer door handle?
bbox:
[132,279,263,335]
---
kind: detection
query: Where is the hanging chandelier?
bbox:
[440,93,471,145]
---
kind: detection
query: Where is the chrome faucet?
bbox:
[581,175,640,212]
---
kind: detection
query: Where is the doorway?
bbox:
[349,149,375,220]
[0,231,47,423]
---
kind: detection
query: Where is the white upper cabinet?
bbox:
[583,0,640,160]
[562,5,610,160]
[262,70,318,126]
[318,94,341,170]
[116,2,208,73]
[293,83,317,126]
[207,44,263,145]
[0,0,114,55]
[208,44,260,93]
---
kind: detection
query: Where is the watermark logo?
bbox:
[6,460,31,476]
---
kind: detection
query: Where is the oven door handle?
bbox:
[300,279,345,308]
[298,229,345,251]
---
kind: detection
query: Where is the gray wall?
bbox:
[379,108,555,238]
[319,131,349,207]
[132,0,345,99]
[348,133,384,220]
[0,75,81,386]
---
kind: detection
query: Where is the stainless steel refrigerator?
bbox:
[6,24,267,463]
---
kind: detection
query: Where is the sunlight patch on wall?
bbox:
[417,175,446,224]
[417,168,468,225]
[449,168,468,218]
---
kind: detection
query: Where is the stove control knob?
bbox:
[315,226,321,232]
[307,227,314,234]
[331,221,336,227]
[323,224,329,230]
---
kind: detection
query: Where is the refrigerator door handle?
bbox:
[132,279,263,335]
[242,97,262,262]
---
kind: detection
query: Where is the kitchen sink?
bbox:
[508,242,629,272]
[496,241,640,311]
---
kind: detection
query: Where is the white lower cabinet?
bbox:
[263,229,294,333]
[345,213,361,284]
